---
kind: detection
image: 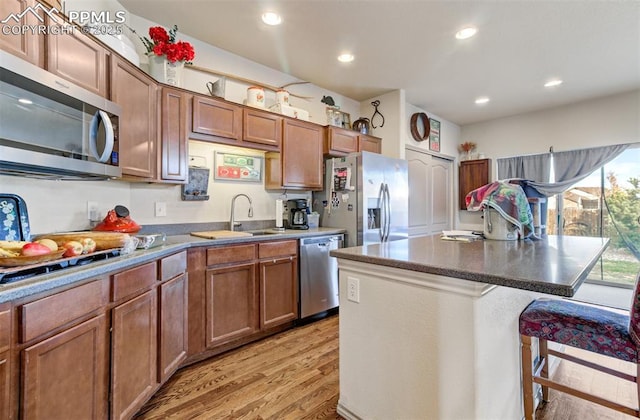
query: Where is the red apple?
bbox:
[62,241,84,257]
[21,242,52,256]
[80,238,97,254]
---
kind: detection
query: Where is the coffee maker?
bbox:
[286,199,309,230]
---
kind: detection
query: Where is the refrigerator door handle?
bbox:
[377,182,385,242]
[384,183,391,241]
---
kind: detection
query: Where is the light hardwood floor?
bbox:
[135,314,637,419]
[135,315,341,419]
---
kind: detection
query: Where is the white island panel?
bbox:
[337,259,541,420]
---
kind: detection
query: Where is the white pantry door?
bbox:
[406,147,453,236]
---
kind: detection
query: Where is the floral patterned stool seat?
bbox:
[519,271,640,420]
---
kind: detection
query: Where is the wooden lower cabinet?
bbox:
[205,262,259,348]
[22,314,109,419]
[0,352,8,420]
[111,290,158,420]
[259,256,298,329]
[158,273,188,382]
[0,303,10,420]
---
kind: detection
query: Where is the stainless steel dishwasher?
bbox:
[299,234,344,318]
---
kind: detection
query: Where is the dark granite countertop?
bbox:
[330,235,609,297]
[0,227,345,304]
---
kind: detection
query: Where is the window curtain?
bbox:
[497,144,631,196]
[497,153,551,183]
[547,144,631,195]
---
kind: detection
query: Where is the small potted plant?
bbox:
[137,25,195,86]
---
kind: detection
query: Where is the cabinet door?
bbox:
[46,20,108,97]
[0,304,9,420]
[459,159,490,210]
[21,315,109,420]
[158,273,188,383]
[111,55,158,179]
[111,290,158,420]
[0,0,44,66]
[280,119,323,190]
[242,108,282,151]
[160,87,189,182]
[359,134,382,154]
[326,127,358,155]
[205,262,258,348]
[191,95,242,143]
[0,352,7,420]
[259,256,298,329]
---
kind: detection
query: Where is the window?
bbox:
[548,146,640,287]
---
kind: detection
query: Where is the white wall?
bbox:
[458,89,640,229]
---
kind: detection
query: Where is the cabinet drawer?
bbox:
[206,244,256,266]
[0,304,10,353]
[111,262,157,302]
[258,240,297,259]
[20,279,108,343]
[160,251,187,282]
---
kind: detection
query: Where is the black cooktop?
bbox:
[0,249,121,284]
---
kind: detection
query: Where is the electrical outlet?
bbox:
[347,277,360,303]
[155,202,167,217]
[87,201,98,220]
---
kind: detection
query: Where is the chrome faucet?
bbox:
[230,194,253,231]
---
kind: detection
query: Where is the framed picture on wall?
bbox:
[429,118,441,152]
[214,152,263,182]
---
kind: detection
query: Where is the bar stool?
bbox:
[519,271,640,419]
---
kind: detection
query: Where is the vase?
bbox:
[148,55,184,86]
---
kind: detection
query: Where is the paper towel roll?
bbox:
[275,199,283,228]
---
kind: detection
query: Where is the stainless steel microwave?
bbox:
[0,50,121,180]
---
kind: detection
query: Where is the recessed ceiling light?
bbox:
[455,26,477,40]
[18,98,32,104]
[475,97,490,105]
[337,53,354,63]
[261,12,282,25]
[544,79,563,88]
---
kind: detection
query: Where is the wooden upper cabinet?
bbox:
[459,158,491,210]
[0,0,44,66]
[325,126,359,156]
[266,119,323,190]
[242,108,282,151]
[359,134,382,154]
[110,55,158,179]
[160,87,189,183]
[46,18,109,97]
[190,95,242,143]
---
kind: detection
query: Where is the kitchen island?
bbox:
[330,235,609,420]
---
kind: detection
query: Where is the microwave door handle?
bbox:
[89,110,114,163]
[377,183,385,242]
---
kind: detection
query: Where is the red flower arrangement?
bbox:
[139,25,195,63]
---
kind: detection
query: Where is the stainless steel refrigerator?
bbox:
[312,151,409,248]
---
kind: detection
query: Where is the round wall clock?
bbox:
[410,112,430,142]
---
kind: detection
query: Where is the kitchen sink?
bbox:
[248,229,284,236]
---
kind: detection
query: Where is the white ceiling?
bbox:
[118,0,640,126]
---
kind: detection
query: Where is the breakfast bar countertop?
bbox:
[330,234,610,297]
